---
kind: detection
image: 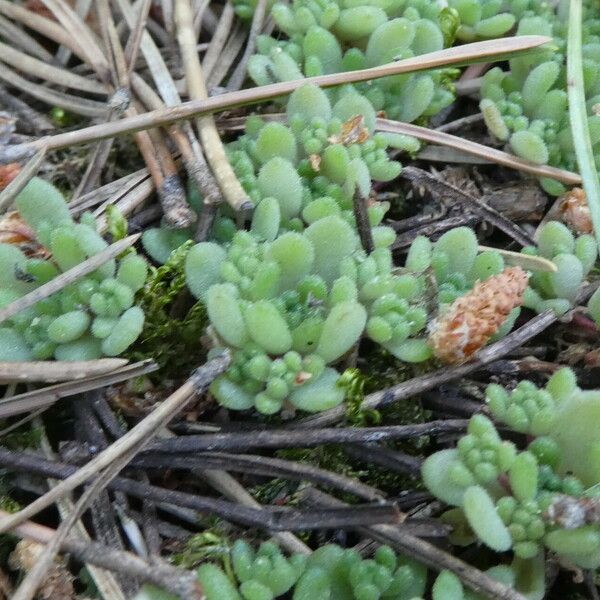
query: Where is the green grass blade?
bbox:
[568,0,600,251]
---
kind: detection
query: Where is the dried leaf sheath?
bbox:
[428,267,529,364]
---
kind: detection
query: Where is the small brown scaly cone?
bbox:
[428,266,529,364]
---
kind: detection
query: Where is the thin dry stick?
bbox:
[201,1,235,77]
[116,0,215,215]
[228,0,268,90]
[40,0,111,80]
[0,148,46,212]
[0,13,54,62]
[55,0,93,65]
[0,509,203,598]
[1,35,551,162]
[0,360,157,419]
[0,65,108,118]
[11,441,147,600]
[98,0,192,227]
[207,23,246,89]
[0,0,90,66]
[124,0,153,77]
[353,191,374,254]
[175,0,250,210]
[0,234,140,325]
[131,74,221,203]
[38,427,127,600]
[0,353,230,535]
[0,42,108,95]
[0,358,128,383]
[200,469,311,554]
[378,119,581,185]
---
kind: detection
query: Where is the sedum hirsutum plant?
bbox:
[480,0,600,194]
[179,95,593,414]
[134,539,542,599]
[422,367,600,595]
[521,220,597,315]
[135,540,430,600]
[0,177,148,361]
[245,0,458,123]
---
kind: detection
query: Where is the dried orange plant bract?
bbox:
[428,266,529,365]
[1,0,600,600]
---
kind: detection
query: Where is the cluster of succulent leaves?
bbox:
[480,0,600,194]
[522,220,597,316]
[423,367,600,595]
[136,538,546,600]
[138,540,429,600]
[244,0,460,124]
[0,178,148,362]
[148,87,593,415]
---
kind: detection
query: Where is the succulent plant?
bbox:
[480,0,600,194]
[133,541,429,600]
[423,367,600,576]
[0,178,148,361]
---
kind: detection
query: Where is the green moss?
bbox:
[127,241,208,379]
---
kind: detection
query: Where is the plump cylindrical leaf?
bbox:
[305,216,357,283]
[101,307,145,356]
[245,300,292,354]
[463,485,512,551]
[334,6,387,40]
[207,284,249,347]
[185,242,227,300]
[252,197,281,241]
[365,18,415,66]
[286,84,332,122]
[0,328,32,361]
[257,158,303,220]
[289,367,345,412]
[47,310,91,344]
[266,232,315,290]
[315,301,366,362]
[197,564,243,600]
[255,122,297,164]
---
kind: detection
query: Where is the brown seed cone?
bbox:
[428,266,529,364]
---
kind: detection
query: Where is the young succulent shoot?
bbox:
[0,178,148,361]
[133,541,429,600]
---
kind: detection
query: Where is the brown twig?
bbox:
[0,353,230,534]
[0,36,552,163]
[175,0,250,211]
[0,509,203,599]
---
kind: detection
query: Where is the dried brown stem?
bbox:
[0,353,230,535]
[175,0,250,210]
[0,509,203,599]
[0,36,552,162]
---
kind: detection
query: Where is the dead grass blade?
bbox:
[0,65,108,118]
[0,360,157,419]
[0,42,108,94]
[4,35,551,159]
[0,358,129,383]
[378,119,581,185]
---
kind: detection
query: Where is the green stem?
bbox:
[568,0,600,251]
